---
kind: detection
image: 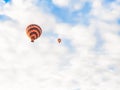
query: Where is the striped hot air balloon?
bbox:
[26,24,42,42]
[57,38,61,43]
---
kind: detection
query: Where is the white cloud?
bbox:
[90,0,120,22]
[0,0,120,90]
[52,0,70,7]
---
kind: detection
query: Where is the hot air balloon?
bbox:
[26,24,42,42]
[57,38,61,43]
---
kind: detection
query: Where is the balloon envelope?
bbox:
[26,24,42,42]
[57,38,61,43]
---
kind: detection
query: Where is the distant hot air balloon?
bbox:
[57,38,61,43]
[26,24,42,42]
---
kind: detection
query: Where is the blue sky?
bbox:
[0,0,120,90]
[104,0,116,3]
[3,0,11,3]
[37,0,91,25]
[0,14,11,21]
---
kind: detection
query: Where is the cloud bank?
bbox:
[0,0,120,90]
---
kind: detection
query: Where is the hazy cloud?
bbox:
[0,0,120,90]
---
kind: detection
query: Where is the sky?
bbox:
[0,0,120,90]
